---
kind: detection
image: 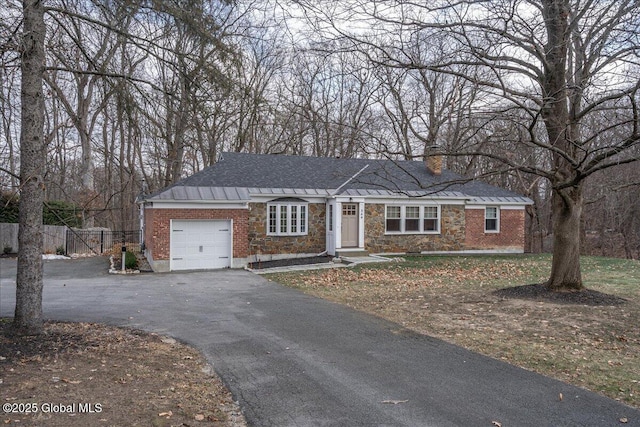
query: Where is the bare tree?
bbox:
[275,45,378,157]
[44,0,126,226]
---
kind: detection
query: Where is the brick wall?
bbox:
[145,207,249,261]
[364,204,466,253]
[464,208,525,250]
[248,202,326,256]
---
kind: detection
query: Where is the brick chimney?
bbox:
[425,146,442,176]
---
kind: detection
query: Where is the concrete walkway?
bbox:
[249,254,392,274]
[1,257,638,426]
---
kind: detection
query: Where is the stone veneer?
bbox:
[248,202,326,258]
[364,204,466,253]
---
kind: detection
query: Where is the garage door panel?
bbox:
[170,220,232,271]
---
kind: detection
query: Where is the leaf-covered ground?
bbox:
[0,321,246,427]
[268,255,640,408]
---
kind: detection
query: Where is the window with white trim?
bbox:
[485,206,499,232]
[424,206,439,232]
[385,205,440,234]
[405,206,420,232]
[386,206,401,232]
[268,200,308,236]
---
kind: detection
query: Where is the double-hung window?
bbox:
[485,207,499,232]
[424,206,439,232]
[386,206,401,232]
[385,205,440,234]
[268,199,308,236]
[405,206,420,232]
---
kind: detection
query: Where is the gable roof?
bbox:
[144,152,533,204]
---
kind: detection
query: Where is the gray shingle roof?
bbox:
[144,152,533,204]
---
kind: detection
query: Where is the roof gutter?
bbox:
[329,164,369,197]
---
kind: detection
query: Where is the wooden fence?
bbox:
[0,223,67,254]
[0,224,141,255]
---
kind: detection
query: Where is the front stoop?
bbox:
[335,249,369,257]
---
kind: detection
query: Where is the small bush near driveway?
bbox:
[268,255,640,408]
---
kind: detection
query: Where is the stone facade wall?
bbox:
[248,202,326,257]
[364,204,466,253]
[465,208,525,250]
[145,207,249,261]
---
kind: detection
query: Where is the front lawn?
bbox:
[267,254,640,408]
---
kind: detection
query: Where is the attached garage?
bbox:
[170,220,232,271]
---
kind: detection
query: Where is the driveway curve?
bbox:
[1,257,638,426]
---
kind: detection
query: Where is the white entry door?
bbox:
[170,220,232,271]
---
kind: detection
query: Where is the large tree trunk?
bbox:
[539,0,585,292]
[14,0,46,334]
[546,184,584,291]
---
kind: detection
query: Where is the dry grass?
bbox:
[268,254,640,408]
[1,321,246,427]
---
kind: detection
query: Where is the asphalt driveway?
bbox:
[1,257,638,426]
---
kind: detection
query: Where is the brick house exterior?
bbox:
[465,207,526,250]
[140,153,532,271]
[144,207,249,267]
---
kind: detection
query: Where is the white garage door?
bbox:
[170,220,232,271]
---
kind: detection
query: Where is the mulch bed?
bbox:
[248,255,334,270]
[0,321,96,360]
[493,283,627,306]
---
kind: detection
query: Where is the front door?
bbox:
[341,203,358,247]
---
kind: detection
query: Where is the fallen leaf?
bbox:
[158,411,173,418]
[381,400,408,404]
[62,378,81,384]
[195,414,205,421]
